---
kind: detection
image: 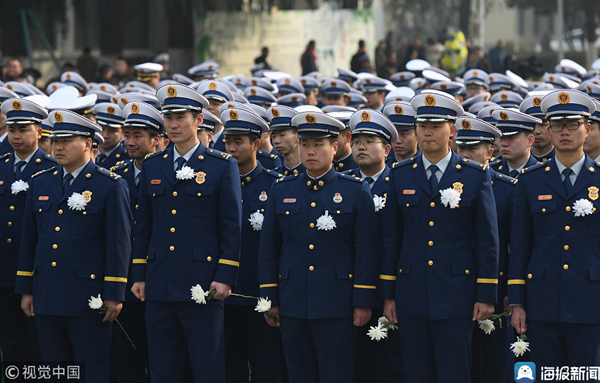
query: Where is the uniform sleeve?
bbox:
[352,182,379,308]
[15,183,38,295]
[507,177,533,306]
[473,170,500,303]
[213,158,242,286]
[258,182,283,306]
[131,162,152,282]
[102,179,132,301]
[379,171,402,299]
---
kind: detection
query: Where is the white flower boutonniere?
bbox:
[573,199,594,217]
[248,210,264,231]
[373,194,386,212]
[11,180,29,195]
[176,165,195,181]
[67,192,87,211]
[440,187,461,209]
[316,210,336,231]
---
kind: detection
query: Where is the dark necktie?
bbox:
[14,160,26,180]
[429,165,439,193]
[509,170,519,178]
[63,173,74,195]
[135,174,140,191]
[96,153,107,165]
[364,176,374,187]
[175,157,186,172]
[563,168,573,194]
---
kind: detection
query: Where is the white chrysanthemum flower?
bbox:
[367,323,388,341]
[176,165,195,180]
[478,319,495,335]
[316,210,336,231]
[190,284,210,304]
[510,337,530,357]
[11,180,29,195]
[88,294,103,310]
[248,210,264,231]
[573,199,594,217]
[373,195,386,212]
[254,297,272,313]
[67,192,87,211]
[440,188,461,209]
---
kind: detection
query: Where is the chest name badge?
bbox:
[403,189,416,195]
[452,182,464,195]
[82,191,92,203]
[151,179,161,184]
[589,187,599,201]
[333,193,343,203]
[259,191,268,201]
[38,196,49,201]
[538,195,552,200]
[195,172,206,185]
[283,198,296,203]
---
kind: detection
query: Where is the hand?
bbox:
[353,307,371,327]
[131,282,145,301]
[102,300,123,322]
[472,302,494,321]
[21,294,35,317]
[264,306,281,327]
[511,306,527,334]
[210,281,232,300]
[383,299,397,324]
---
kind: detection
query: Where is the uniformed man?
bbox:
[110,101,164,383]
[267,105,305,176]
[61,71,88,96]
[219,107,285,383]
[131,84,242,383]
[359,77,388,111]
[95,104,128,169]
[15,109,132,383]
[38,118,53,154]
[134,63,164,90]
[343,109,404,382]
[0,88,20,155]
[490,109,541,178]
[463,69,490,99]
[583,99,600,162]
[509,89,600,375]
[188,61,220,81]
[454,116,516,383]
[383,102,419,166]
[197,79,234,152]
[258,111,379,383]
[320,78,351,107]
[0,99,54,363]
[381,92,499,383]
[521,95,555,162]
[299,76,319,106]
[331,113,357,172]
[196,110,220,148]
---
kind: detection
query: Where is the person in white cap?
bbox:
[320,78,352,107]
[267,105,305,176]
[133,63,164,90]
[521,95,555,162]
[94,104,128,170]
[383,102,419,165]
[584,99,600,162]
[359,77,389,111]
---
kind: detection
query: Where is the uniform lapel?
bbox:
[435,153,462,198]
[174,144,206,186]
[60,161,95,203]
[20,148,45,180]
[544,161,567,200]
[569,156,595,199]
[371,166,390,196]
[0,154,15,183]
[412,155,432,195]
[159,147,176,185]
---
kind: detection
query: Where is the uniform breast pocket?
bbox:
[531,201,558,235]
[442,197,473,229]
[185,186,214,218]
[577,201,599,235]
[276,204,301,237]
[324,204,353,236]
[33,201,51,232]
[398,196,421,229]
[70,205,100,235]
[149,186,165,217]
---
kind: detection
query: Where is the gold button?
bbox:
[310,223,315,228]
[307,181,311,186]
[207,256,212,261]
[7,222,12,226]
[313,185,318,190]
[153,193,156,197]
[542,208,546,213]
[528,273,532,279]
[91,274,96,279]
[428,241,433,246]
[83,212,86,215]
[429,221,434,226]
[564,245,569,250]
[563,264,569,270]
[197,193,202,196]
[170,227,175,233]
[465,270,470,274]
[51,262,56,267]
[172,209,177,215]
[339,163,344,168]
[169,246,175,251]
[430,202,435,207]
[349,274,353,278]
[428,260,433,266]
[309,244,314,250]
[311,202,316,207]
[566,206,571,212]
[58,209,63,214]
[52,244,58,249]
[399,269,403,273]
[565,226,570,231]
[55,226,60,231]
[406,203,410,207]
[318,180,324,186]
[7,238,11,243]
[39,209,42,212]
[9,206,14,210]
[499,271,504,276]
[286,211,289,215]
[135,205,138,209]
[336,210,340,214]
[309,266,315,271]
[173,191,178,196]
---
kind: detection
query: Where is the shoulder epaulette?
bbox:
[460,158,487,171]
[494,172,518,185]
[43,154,57,163]
[521,162,545,175]
[340,169,359,176]
[145,149,166,161]
[264,168,283,179]
[275,173,300,184]
[207,148,231,161]
[0,152,10,160]
[596,161,600,168]
[489,158,502,167]
[110,160,133,173]
[98,167,122,181]
[31,166,57,178]
[391,156,416,169]
[338,173,363,183]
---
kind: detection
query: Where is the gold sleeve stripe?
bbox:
[507,279,526,285]
[353,284,376,290]
[17,271,33,277]
[132,259,147,264]
[476,278,498,284]
[104,276,128,283]
[379,274,397,281]
[218,259,240,267]
[259,283,278,288]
